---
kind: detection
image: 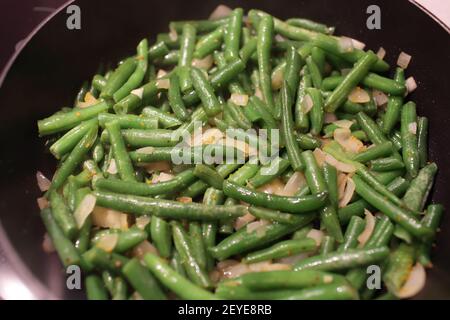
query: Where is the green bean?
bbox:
[356,111,388,145]
[93,190,246,221]
[301,150,327,194]
[417,204,444,267]
[281,82,303,171]
[122,258,166,300]
[325,51,378,112]
[320,236,336,255]
[82,247,129,272]
[286,18,335,34]
[98,113,157,130]
[417,117,428,168]
[322,73,405,95]
[170,251,187,277]
[100,58,137,100]
[223,180,327,214]
[352,141,394,163]
[75,216,91,254]
[178,24,197,92]
[382,68,405,134]
[202,188,223,271]
[401,102,420,178]
[150,217,172,258]
[224,8,243,61]
[170,18,228,33]
[352,175,432,238]
[243,238,317,263]
[48,190,77,240]
[370,156,405,172]
[75,81,89,105]
[297,134,321,150]
[102,128,177,148]
[156,50,180,66]
[403,163,437,212]
[190,67,222,117]
[306,87,325,135]
[311,46,326,74]
[295,72,312,131]
[248,207,301,225]
[338,216,365,252]
[383,243,415,295]
[189,222,207,270]
[306,56,322,89]
[113,80,159,114]
[193,164,224,189]
[284,46,303,97]
[240,270,348,292]
[105,120,136,181]
[210,212,316,260]
[294,246,389,271]
[249,96,277,129]
[291,224,313,240]
[86,275,108,300]
[239,37,257,64]
[141,106,182,129]
[50,126,98,191]
[225,101,252,130]
[247,156,290,188]
[172,221,212,288]
[227,161,259,185]
[40,208,81,267]
[257,15,276,117]
[91,226,147,253]
[144,253,217,299]
[148,41,170,61]
[113,39,148,102]
[194,26,225,59]
[168,73,189,121]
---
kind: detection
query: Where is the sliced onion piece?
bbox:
[96,233,119,252]
[246,220,270,237]
[230,93,249,106]
[42,233,55,253]
[350,38,366,50]
[313,148,326,167]
[333,127,365,154]
[135,146,155,154]
[396,263,426,299]
[74,194,96,228]
[132,240,158,259]
[135,215,151,230]
[405,76,417,94]
[156,69,168,79]
[306,229,324,246]
[190,127,224,146]
[277,253,310,265]
[348,87,370,103]
[257,178,285,196]
[271,68,284,90]
[209,4,232,20]
[333,119,354,129]
[144,161,171,173]
[325,153,356,173]
[301,94,314,114]
[77,92,99,108]
[151,172,175,184]
[248,261,291,272]
[324,112,338,124]
[275,34,286,42]
[408,122,417,135]
[36,171,51,192]
[372,89,389,106]
[280,172,306,196]
[130,87,144,99]
[168,28,178,41]
[92,206,129,230]
[358,209,375,247]
[339,176,356,208]
[338,36,354,52]
[376,47,386,59]
[37,197,49,210]
[223,263,250,278]
[107,159,118,174]
[397,51,412,69]
[235,212,255,230]
[255,88,264,100]
[177,196,192,203]
[192,55,214,70]
[156,78,170,89]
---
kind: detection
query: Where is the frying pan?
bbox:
[0,0,449,300]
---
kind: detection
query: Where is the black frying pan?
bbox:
[0,0,449,299]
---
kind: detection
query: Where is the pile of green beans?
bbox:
[36,7,442,300]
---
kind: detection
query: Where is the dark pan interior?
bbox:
[0,0,449,299]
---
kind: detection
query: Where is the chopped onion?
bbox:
[217,259,239,271]
[135,215,151,230]
[405,77,417,94]
[209,4,232,20]
[131,87,144,99]
[337,173,347,200]
[372,89,389,106]
[348,87,370,103]
[248,261,291,272]
[230,93,249,106]
[271,69,284,90]
[257,178,285,196]
[338,36,354,52]
[190,127,224,146]
[340,68,351,76]
[306,229,324,246]
[36,171,51,192]
[280,172,306,196]
[255,88,264,100]
[358,209,375,247]
[92,206,129,230]
[151,172,175,184]
[42,233,55,253]
[246,220,270,237]
[339,176,355,208]
[275,34,286,42]
[396,263,426,298]
[223,136,257,157]
[192,55,214,70]
[222,263,250,279]
[156,78,170,89]
[135,146,155,154]
[333,119,354,129]
[77,92,99,108]
[333,128,365,154]
[324,112,338,124]
[397,51,412,69]
[74,194,96,228]
[168,28,178,41]
[177,196,192,203]
[235,212,256,230]
[376,47,386,59]
[107,159,118,174]
[301,94,314,114]
[144,161,171,173]
[408,122,417,135]
[350,38,366,50]
[96,233,119,252]
[277,253,309,265]
[37,197,49,210]
[313,148,326,167]
[132,240,158,259]
[325,153,356,173]
[156,69,167,79]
